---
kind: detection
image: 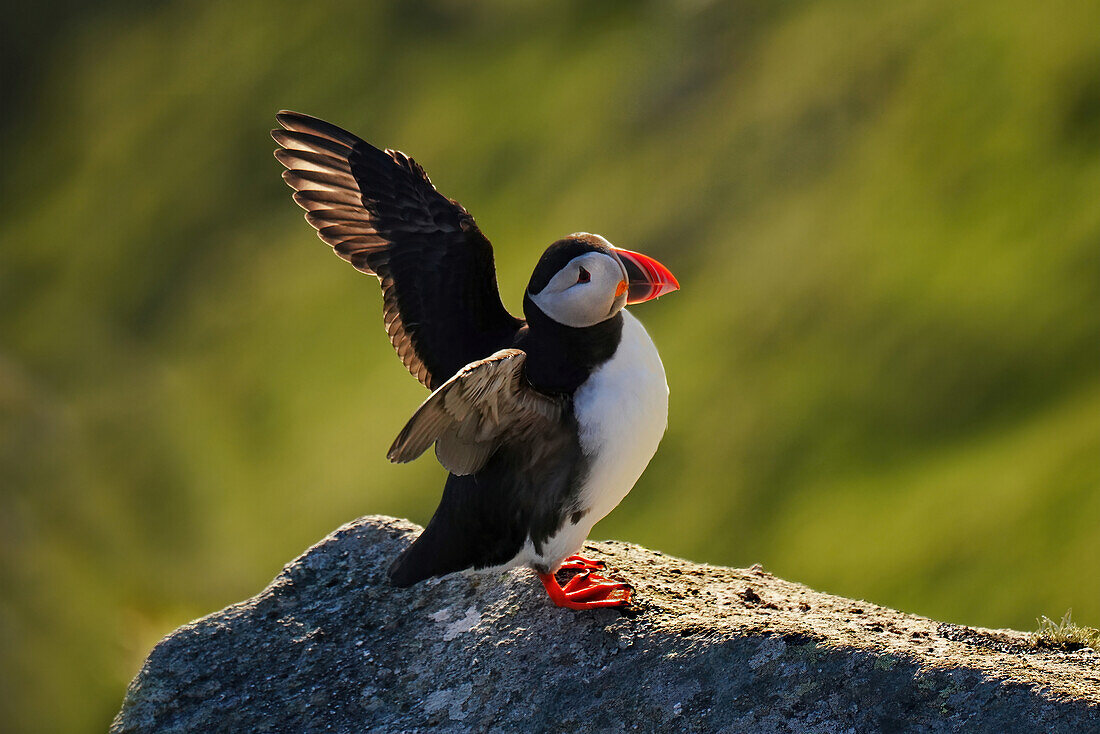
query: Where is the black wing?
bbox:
[272,111,523,390]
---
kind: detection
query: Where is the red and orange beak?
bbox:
[613,247,680,304]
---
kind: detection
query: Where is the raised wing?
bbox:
[387,349,563,475]
[272,111,523,390]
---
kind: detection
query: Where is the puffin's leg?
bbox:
[538,570,632,610]
[558,554,606,571]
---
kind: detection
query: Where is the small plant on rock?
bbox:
[1032,610,1100,652]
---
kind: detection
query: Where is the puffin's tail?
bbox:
[388,474,486,587]
[388,520,471,587]
[388,472,524,587]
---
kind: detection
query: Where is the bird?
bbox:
[272,111,679,610]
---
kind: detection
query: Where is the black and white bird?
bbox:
[273,111,679,609]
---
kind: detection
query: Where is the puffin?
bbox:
[272,111,679,610]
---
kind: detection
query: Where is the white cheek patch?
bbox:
[529,252,626,328]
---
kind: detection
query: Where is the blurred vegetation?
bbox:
[1,0,1098,731]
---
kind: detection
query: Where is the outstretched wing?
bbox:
[387,349,563,475]
[272,111,523,390]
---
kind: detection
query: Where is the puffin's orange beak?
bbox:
[613,247,680,304]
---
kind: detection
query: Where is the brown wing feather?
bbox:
[387,350,563,475]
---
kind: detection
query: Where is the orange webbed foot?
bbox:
[538,568,632,610]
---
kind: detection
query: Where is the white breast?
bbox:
[574,309,669,520]
[519,309,669,570]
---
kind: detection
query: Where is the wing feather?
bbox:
[274,148,353,175]
[387,350,562,476]
[293,189,362,211]
[276,110,362,146]
[273,111,522,389]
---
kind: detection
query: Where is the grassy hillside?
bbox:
[1,1,1098,731]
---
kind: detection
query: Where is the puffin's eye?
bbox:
[576,266,591,284]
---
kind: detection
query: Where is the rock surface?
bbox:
[113,516,1100,733]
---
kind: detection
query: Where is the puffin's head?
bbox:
[525,233,679,328]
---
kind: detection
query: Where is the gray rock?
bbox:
[112,516,1100,733]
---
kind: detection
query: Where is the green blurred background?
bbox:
[2,0,1099,731]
